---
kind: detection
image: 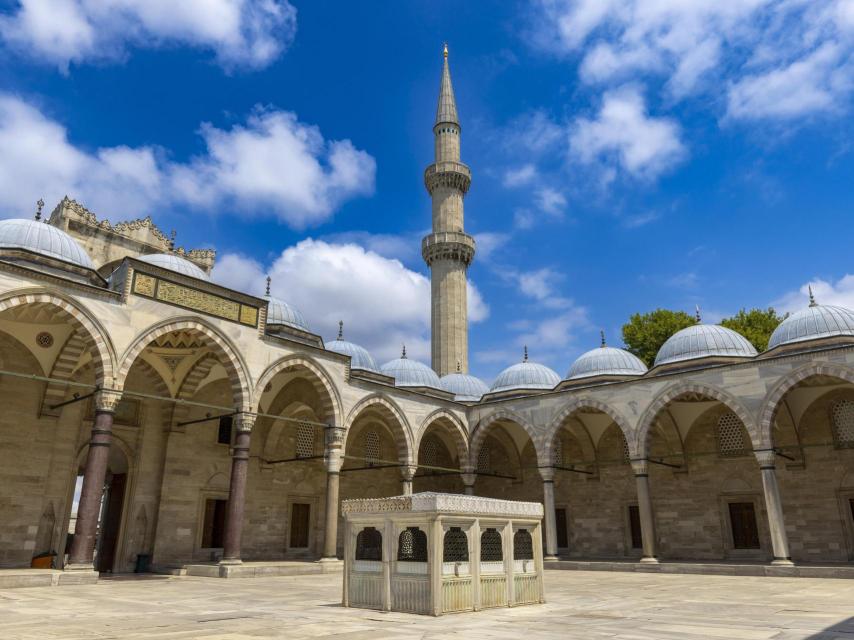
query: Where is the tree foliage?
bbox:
[720,307,787,353]
[621,309,695,367]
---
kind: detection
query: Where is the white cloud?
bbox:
[319,230,421,265]
[535,187,567,215]
[503,110,564,156]
[621,211,661,229]
[0,0,297,72]
[473,232,510,261]
[775,275,854,314]
[502,164,538,188]
[516,307,588,353]
[569,86,686,180]
[212,239,489,363]
[0,95,375,228]
[501,266,573,310]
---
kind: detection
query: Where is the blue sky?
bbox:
[1,1,853,383]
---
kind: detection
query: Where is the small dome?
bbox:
[265,295,310,331]
[138,253,209,280]
[568,335,648,380]
[768,293,854,350]
[654,322,757,367]
[381,347,441,388]
[440,370,490,401]
[491,348,561,393]
[326,321,378,371]
[0,219,93,269]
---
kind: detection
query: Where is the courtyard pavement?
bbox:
[1,570,853,639]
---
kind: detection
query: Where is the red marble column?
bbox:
[221,414,255,564]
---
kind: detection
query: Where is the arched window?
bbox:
[480,528,503,562]
[717,412,748,457]
[363,430,381,464]
[477,445,490,473]
[397,527,427,562]
[296,422,314,458]
[513,529,533,561]
[832,399,854,448]
[355,527,382,561]
[443,527,468,562]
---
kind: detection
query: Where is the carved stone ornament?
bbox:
[754,449,777,469]
[325,426,346,448]
[94,390,123,413]
[630,459,649,476]
[234,414,256,433]
[35,332,54,348]
[341,492,544,518]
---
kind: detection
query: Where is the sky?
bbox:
[1,0,853,384]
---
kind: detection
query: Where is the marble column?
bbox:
[67,390,122,570]
[221,413,255,565]
[321,426,345,562]
[540,467,558,561]
[460,469,476,495]
[755,449,793,565]
[401,464,417,496]
[630,459,658,563]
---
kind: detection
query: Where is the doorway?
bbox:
[728,502,760,550]
[289,503,311,549]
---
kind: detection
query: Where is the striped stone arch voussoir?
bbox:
[469,409,544,469]
[0,290,117,387]
[635,381,757,458]
[545,397,633,464]
[343,393,414,464]
[758,362,854,449]
[254,355,343,427]
[414,408,469,465]
[171,353,220,427]
[117,318,252,411]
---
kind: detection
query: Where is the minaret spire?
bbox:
[436,44,459,127]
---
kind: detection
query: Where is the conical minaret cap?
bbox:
[435,43,459,126]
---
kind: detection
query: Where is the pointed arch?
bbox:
[170,353,221,426]
[254,354,342,427]
[469,409,543,468]
[758,362,854,449]
[344,393,413,464]
[414,409,469,465]
[0,288,117,387]
[128,358,172,427]
[546,397,633,465]
[636,381,756,458]
[116,317,251,411]
[40,331,87,416]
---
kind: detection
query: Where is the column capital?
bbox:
[460,471,476,487]
[538,466,555,482]
[630,458,649,476]
[234,413,256,433]
[325,425,346,449]
[94,389,122,413]
[753,449,776,469]
[400,464,418,481]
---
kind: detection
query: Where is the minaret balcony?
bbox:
[424,162,471,195]
[422,232,476,267]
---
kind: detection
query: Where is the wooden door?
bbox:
[628,505,643,550]
[555,508,568,549]
[96,473,126,572]
[289,503,310,548]
[729,502,760,549]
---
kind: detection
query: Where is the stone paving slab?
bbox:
[1,570,853,639]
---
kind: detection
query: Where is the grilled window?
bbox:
[296,422,314,458]
[717,412,748,457]
[355,527,382,561]
[480,528,503,562]
[363,430,381,464]
[422,437,439,467]
[513,529,534,561]
[443,527,468,562]
[832,400,854,448]
[397,527,427,562]
[552,436,563,466]
[477,445,491,472]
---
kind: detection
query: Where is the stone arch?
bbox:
[128,358,172,427]
[414,409,469,465]
[0,288,117,387]
[116,317,251,411]
[545,397,633,465]
[758,362,854,449]
[260,399,317,462]
[469,409,543,469]
[170,353,221,426]
[344,394,413,464]
[254,354,342,427]
[636,381,757,458]
[40,331,87,416]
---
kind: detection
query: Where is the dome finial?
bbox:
[265,275,271,297]
[523,345,528,362]
[808,285,817,307]
[600,329,606,347]
[402,344,407,359]
[169,229,176,252]
[695,305,702,323]
[338,320,344,340]
[34,198,44,222]
[443,42,448,59]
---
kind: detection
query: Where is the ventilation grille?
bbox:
[296,422,314,458]
[717,412,748,457]
[832,399,854,448]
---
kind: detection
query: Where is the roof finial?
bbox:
[338,320,344,340]
[443,42,448,59]
[600,329,606,347]
[401,344,407,359]
[695,305,702,323]
[808,285,817,307]
[34,198,44,222]
[523,345,528,362]
[265,275,271,296]
[456,360,461,373]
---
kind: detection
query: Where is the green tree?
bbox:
[720,307,787,353]
[621,309,696,367]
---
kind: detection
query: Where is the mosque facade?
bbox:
[1,51,854,582]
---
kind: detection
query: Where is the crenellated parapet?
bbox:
[421,231,475,267]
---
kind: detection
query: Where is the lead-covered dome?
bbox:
[326,321,378,372]
[0,219,93,269]
[440,368,490,401]
[381,347,441,388]
[654,320,757,367]
[138,253,209,280]
[768,291,854,350]
[491,348,561,393]
[568,334,647,380]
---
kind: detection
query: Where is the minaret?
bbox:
[423,44,475,376]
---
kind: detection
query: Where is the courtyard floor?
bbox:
[1,570,853,639]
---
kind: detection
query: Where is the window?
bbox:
[477,445,490,473]
[201,499,227,548]
[480,528,503,562]
[443,527,468,562]
[728,502,760,549]
[621,436,630,463]
[628,505,642,550]
[555,508,568,549]
[355,527,382,561]
[513,529,533,560]
[831,400,854,448]
[552,437,563,466]
[717,412,748,457]
[397,527,427,562]
[217,416,233,445]
[422,438,439,468]
[363,431,381,464]
[296,422,314,458]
